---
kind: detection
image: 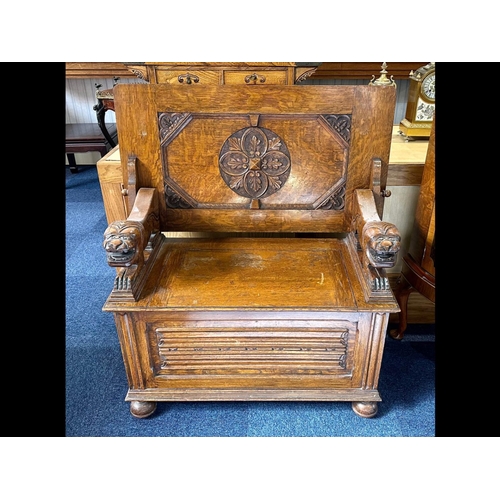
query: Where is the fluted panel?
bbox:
[154,325,355,376]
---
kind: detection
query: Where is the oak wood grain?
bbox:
[103,79,401,418]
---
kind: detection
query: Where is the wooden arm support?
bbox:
[352,189,401,270]
[349,189,402,300]
[103,188,159,268]
[103,188,161,301]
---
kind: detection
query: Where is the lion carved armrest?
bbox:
[351,189,401,297]
[352,189,401,269]
[104,220,147,268]
[103,187,161,301]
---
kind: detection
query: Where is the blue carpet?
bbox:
[66,165,435,437]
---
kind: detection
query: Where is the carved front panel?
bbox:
[159,112,350,211]
[148,321,358,379]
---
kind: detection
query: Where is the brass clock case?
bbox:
[399,63,435,138]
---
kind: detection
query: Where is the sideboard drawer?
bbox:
[156,68,290,85]
[156,69,220,85]
[223,69,288,85]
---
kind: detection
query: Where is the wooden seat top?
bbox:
[104,237,400,313]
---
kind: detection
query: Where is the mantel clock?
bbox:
[399,62,435,140]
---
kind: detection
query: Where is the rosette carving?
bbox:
[219,127,291,200]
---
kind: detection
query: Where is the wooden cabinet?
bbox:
[124,62,316,85]
[65,62,428,81]
[153,68,292,85]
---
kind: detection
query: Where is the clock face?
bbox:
[421,72,435,101]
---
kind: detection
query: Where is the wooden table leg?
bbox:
[67,153,78,174]
[389,274,414,340]
[94,100,116,148]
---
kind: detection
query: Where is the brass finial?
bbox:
[369,62,396,87]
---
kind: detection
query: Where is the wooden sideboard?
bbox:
[65,62,428,81]
[121,62,317,84]
[66,62,317,83]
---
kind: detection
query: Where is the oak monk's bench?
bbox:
[102,73,401,419]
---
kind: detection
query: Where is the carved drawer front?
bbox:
[155,69,221,85]
[147,319,359,387]
[222,70,288,85]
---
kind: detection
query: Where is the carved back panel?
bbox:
[114,84,396,233]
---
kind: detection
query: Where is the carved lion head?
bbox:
[362,221,401,268]
[103,221,144,267]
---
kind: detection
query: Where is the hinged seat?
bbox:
[102,78,401,418]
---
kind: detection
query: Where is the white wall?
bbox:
[65,78,140,164]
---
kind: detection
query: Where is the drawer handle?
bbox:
[178,73,199,84]
[245,72,266,84]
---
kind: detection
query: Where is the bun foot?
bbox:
[389,327,404,340]
[352,401,378,418]
[130,401,157,418]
